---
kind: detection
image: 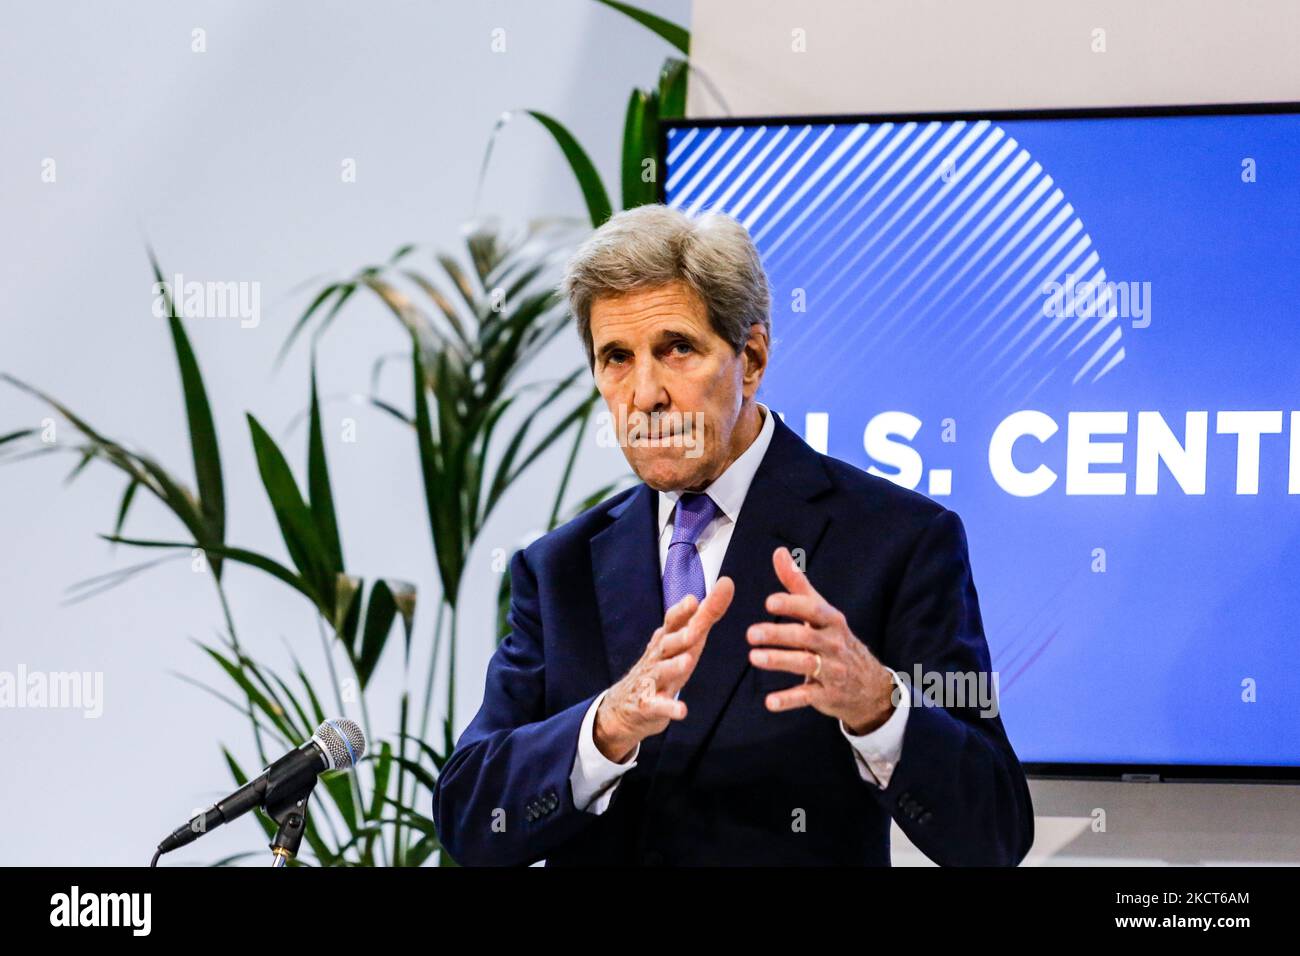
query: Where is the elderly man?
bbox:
[431,204,1034,866]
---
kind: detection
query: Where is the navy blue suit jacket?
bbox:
[432,411,1034,866]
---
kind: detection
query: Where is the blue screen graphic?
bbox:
[663,111,1300,770]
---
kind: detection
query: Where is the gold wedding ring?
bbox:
[804,652,823,683]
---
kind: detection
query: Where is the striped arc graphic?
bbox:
[665,122,1126,401]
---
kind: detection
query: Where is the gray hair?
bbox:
[561,204,771,368]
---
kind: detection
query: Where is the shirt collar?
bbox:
[657,401,776,536]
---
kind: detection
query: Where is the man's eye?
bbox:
[671,341,693,355]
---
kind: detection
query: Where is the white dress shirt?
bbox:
[570,402,910,814]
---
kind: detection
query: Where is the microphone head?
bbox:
[312,718,367,770]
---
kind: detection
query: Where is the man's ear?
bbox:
[741,324,769,398]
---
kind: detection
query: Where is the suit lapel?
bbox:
[591,483,663,687]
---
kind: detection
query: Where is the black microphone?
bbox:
[154,718,366,860]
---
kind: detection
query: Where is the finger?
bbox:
[772,546,821,599]
[662,581,735,694]
[650,650,696,685]
[634,692,688,721]
[763,591,839,628]
[656,625,713,687]
[663,592,699,633]
[646,624,666,654]
[746,621,830,651]
[658,668,693,703]
[749,647,822,678]
[658,578,736,661]
[764,682,820,713]
[658,622,706,659]
[650,595,698,659]
[686,575,735,638]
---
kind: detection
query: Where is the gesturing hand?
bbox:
[747,547,897,735]
[594,576,736,762]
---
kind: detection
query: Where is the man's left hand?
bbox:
[747,546,897,735]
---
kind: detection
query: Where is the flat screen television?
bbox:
[660,103,1300,782]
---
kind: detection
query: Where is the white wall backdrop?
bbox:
[685,0,1300,864]
[687,0,1300,116]
[0,0,686,866]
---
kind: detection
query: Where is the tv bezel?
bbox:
[659,100,1300,784]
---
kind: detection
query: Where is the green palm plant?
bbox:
[0,0,693,866]
[0,233,594,866]
[482,3,689,230]
[468,0,694,650]
[280,217,619,766]
[1,255,424,865]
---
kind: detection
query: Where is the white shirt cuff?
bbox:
[839,667,909,789]
[570,688,641,814]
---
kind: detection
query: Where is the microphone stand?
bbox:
[151,718,364,867]
[266,778,317,867]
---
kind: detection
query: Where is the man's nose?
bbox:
[631,358,669,413]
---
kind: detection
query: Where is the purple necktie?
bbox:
[662,492,718,612]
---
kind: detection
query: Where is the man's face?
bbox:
[590,279,767,492]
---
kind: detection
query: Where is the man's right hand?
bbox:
[593,576,736,763]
